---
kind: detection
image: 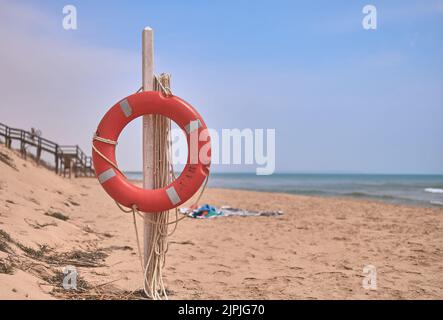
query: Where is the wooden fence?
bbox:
[0,122,94,178]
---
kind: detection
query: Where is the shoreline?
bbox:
[128,179,443,209]
[198,187,443,209]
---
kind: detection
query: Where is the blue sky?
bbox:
[1,0,442,173]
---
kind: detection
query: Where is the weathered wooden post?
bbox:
[142,26,158,298]
[36,137,42,165]
[55,145,59,174]
[5,127,11,149]
[141,27,172,299]
[20,131,25,157]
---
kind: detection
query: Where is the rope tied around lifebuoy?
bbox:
[154,74,173,97]
[92,133,208,222]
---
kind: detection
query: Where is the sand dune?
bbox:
[0,144,442,299]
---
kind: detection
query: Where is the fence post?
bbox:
[20,131,25,158]
[6,127,11,148]
[75,145,79,178]
[36,137,42,165]
[55,145,59,174]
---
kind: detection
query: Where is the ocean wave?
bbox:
[342,192,373,198]
[430,201,443,206]
[342,192,398,200]
[424,188,443,194]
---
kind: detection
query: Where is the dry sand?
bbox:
[0,144,442,299]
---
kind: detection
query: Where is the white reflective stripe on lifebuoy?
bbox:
[98,168,116,184]
[119,99,132,117]
[185,119,201,134]
[166,186,181,205]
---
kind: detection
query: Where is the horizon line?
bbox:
[122,170,443,176]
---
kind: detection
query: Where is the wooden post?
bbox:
[36,137,42,165]
[142,27,157,288]
[6,127,11,148]
[55,145,59,174]
[75,146,79,178]
[20,131,25,157]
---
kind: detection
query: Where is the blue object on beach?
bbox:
[186,204,283,219]
[191,204,222,218]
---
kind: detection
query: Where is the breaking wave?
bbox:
[425,188,443,194]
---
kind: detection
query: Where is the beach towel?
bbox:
[181,204,283,219]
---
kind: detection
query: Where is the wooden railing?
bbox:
[0,122,94,178]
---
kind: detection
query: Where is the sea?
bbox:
[124,172,443,208]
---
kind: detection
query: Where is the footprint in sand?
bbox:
[213,270,232,277]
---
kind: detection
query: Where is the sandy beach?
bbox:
[0,144,442,299]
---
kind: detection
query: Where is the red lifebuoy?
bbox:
[92,91,211,212]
